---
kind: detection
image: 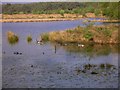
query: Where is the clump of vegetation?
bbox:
[66,29,74,33]
[7,31,19,45]
[83,31,93,40]
[102,28,112,37]
[42,25,119,44]
[27,35,32,43]
[100,63,114,69]
[100,64,105,69]
[94,9,101,16]
[96,27,112,37]
[59,10,65,17]
[106,64,114,69]
[41,33,49,41]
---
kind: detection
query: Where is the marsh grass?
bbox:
[41,33,49,41]
[100,64,114,69]
[83,31,93,40]
[7,31,19,45]
[27,35,32,43]
[96,27,112,37]
[66,29,74,33]
[41,24,119,44]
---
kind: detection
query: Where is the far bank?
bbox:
[1,13,119,23]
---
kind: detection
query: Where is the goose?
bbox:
[36,39,42,44]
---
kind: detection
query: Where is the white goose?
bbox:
[36,39,43,44]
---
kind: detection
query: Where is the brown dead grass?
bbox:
[43,24,119,44]
[2,14,83,19]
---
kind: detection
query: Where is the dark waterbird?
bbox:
[13,52,22,55]
[3,51,5,54]
[91,71,98,74]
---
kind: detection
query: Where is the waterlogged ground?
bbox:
[2,19,119,88]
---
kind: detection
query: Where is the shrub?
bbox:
[94,9,101,16]
[59,10,65,17]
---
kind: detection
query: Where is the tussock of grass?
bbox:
[83,31,93,40]
[27,35,32,43]
[41,33,49,41]
[7,31,19,45]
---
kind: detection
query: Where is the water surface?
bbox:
[2,19,119,88]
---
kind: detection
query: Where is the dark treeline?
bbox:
[2,2,119,19]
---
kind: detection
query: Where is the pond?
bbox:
[2,18,119,88]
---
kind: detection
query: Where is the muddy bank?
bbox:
[41,24,119,44]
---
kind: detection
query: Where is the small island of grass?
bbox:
[41,24,119,44]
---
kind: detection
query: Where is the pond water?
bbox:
[2,18,119,88]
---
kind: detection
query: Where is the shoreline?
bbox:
[1,18,120,23]
[90,19,120,23]
[0,18,77,23]
[1,14,119,23]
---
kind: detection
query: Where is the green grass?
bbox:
[83,31,93,40]
[95,27,112,37]
[41,24,119,44]
[7,31,19,45]
[41,33,49,41]
[100,63,113,69]
[100,64,105,69]
[27,35,32,43]
[102,28,112,37]
[66,29,74,33]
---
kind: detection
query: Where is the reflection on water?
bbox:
[75,63,116,76]
[60,43,119,57]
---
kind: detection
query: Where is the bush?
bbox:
[94,9,101,16]
[59,10,65,16]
